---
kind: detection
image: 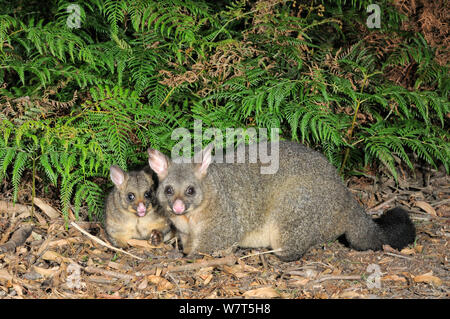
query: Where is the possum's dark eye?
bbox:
[127,193,135,201]
[144,191,152,199]
[164,186,174,196]
[185,186,195,196]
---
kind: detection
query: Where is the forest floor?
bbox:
[0,163,448,299]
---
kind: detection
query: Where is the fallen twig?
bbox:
[0,225,33,253]
[239,248,283,260]
[431,198,450,208]
[86,276,118,285]
[367,196,397,213]
[84,266,135,281]
[410,215,432,221]
[384,252,412,260]
[314,275,361,283]
[167,255,237,272]
[70,221,144,261]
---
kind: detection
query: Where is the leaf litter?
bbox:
[0,164,448,299]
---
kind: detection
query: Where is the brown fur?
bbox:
[104,165,172,248]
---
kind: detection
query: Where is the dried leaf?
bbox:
[289,276,310,286]
[0,201,31,216]
[127,239,156,249]
[32,265,60,278]
[243,287,280,298]
[303,269,319,279]
[223,260,264,280]
[382,274,407,282]
[67,208,77,221]
[382,244,396,253]
[0,269,13,282]
[413,272,442,286]
[12,284,23,297]
[321,268,332,275]
[400,247,416,255]
[33,197,60,219]
[378,257,393,264]
[196,266,213,282]
[32,211,48,226]
[196,266,214,276]
[107,261,132,271]
[137,278,148,290]
[42,250,73,264]
[31,231,43,241]
[48,237,82,248]
[147,275,174,291]
[23,271,42,281]
[415,201,437,216]
[203,273,214,286]
[339,291,364,299]
[236,261,260,273]
[223,265,249,279]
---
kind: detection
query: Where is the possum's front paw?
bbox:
[150,229,163,246]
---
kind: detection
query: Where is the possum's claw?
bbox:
[150,229,163,246]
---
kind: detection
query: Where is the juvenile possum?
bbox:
[104,165,172,248]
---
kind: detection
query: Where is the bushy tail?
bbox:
[345,206,416,252]
[373,207,416,250]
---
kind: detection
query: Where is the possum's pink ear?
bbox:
[148,148,169,180]
[110,165,126,187]
[195,143,213,179]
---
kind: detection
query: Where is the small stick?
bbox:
[70,221,144,261]
[84,266,135,281]
[315,275,361,283]
[367,196,397,213]
[167,255,236,273]
[431,198,450,208]
[87,277,118,285]
[384,252,412,260]
[239,248,283,260]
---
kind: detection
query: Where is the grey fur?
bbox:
[148,140,416,261]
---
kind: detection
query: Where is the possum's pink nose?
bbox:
[137,202,146,217]
[172,199,185,214]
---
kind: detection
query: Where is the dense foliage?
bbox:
[0,0,448,220]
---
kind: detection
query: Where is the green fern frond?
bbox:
[12,151,29,201]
